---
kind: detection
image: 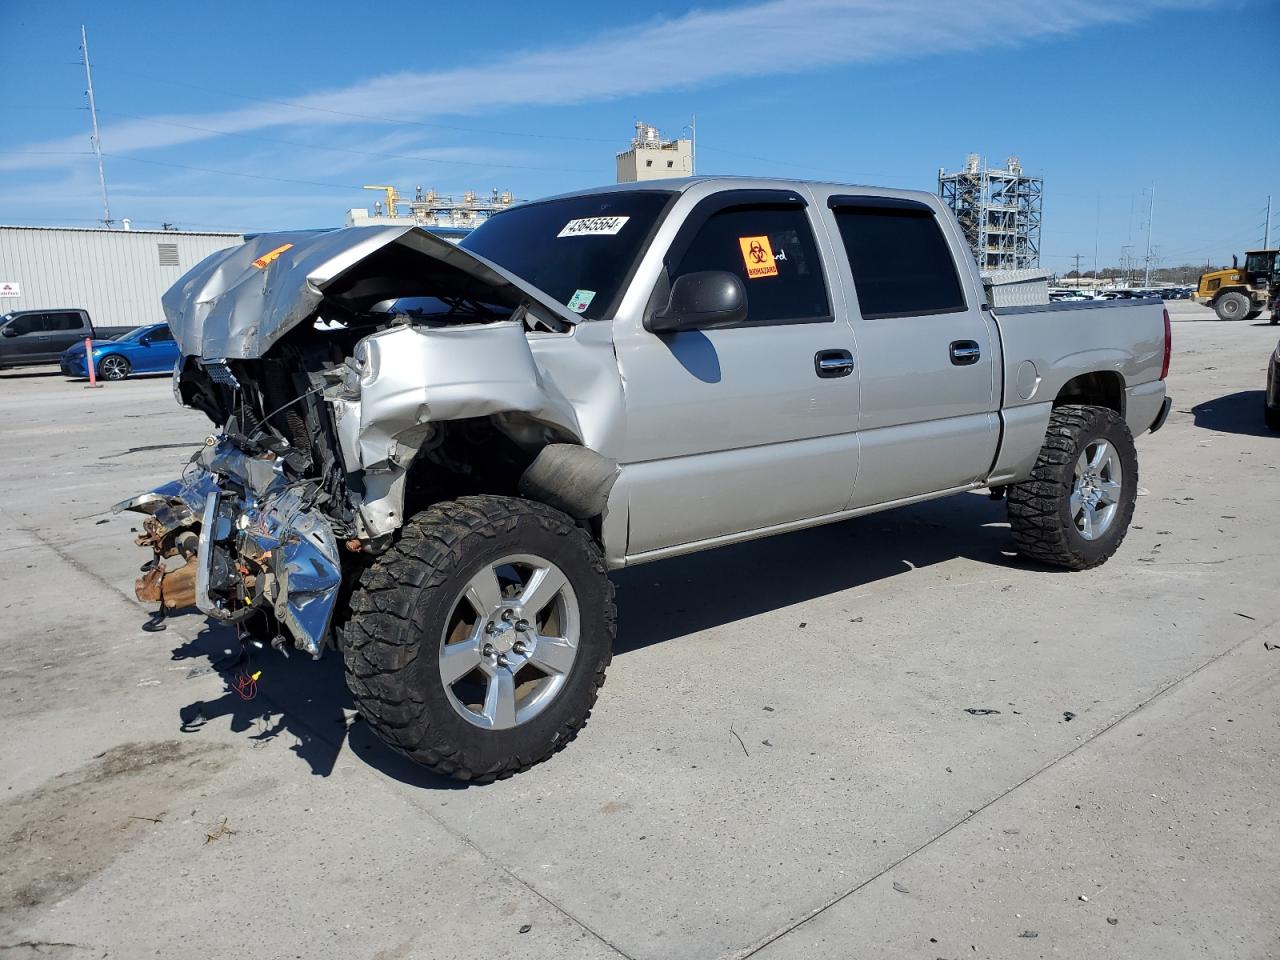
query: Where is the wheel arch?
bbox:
[1053,370,1125,419]
[395,415,616,543]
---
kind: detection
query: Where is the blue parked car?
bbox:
[60,323,179,381]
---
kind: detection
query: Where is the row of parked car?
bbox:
[1049,286,1194,302]
[0,308,178,380]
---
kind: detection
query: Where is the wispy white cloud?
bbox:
[4,0,1204,171]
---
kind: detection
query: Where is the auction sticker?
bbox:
[567,289,596,313]
[558,216,630,238]
[738,236,778,279]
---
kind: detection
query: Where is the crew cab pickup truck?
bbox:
[116,177,1173,781]
[0,308,96,368]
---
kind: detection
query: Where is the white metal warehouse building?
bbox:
[0,226,243,331]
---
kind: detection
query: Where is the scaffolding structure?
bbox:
[938,154,1042,271]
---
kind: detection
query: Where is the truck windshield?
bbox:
[459,191,674,320]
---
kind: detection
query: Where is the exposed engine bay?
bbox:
[115,226,618,658]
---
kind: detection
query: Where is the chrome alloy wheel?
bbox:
[1070,440,1123,540]
[439,554,580,730]
[99,355,129,380]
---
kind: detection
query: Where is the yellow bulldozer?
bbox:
[1193,249,1280,322]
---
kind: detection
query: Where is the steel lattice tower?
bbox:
[938,154,1042,271]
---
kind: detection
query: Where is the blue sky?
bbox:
[1,0,1276,271]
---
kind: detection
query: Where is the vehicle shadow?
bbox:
[164,489,1025,789]
[168,620,469,790]
[0,368,62,379]
[1190,390,1272,438]
[612,489,1021,653]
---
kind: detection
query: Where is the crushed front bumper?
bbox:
[113,438,342,657]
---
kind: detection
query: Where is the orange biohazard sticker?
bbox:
[251,242,294,270]
[738,236,778,279]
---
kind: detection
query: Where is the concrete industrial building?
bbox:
[0,225,242,330]
[938,154,1043,271]
[616,122,692,183]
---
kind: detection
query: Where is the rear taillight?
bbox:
[1160,308,1171,380]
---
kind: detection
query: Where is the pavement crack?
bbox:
[735,616,1280,959]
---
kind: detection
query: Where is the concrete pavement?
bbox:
[1,299,1277,959]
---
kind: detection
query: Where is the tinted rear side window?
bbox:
[48,313,84,330]
[834,207,966,320]
[671,205,830,326]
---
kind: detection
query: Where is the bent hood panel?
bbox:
[163,225,580,359]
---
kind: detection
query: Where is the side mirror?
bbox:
[1,326,16,338]
[139,335,152,345]
[647,271,748,334]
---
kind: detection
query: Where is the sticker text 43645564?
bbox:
[557,216,630,238]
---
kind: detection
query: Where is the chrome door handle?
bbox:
[815,349,855,378]
[950,340,981,365]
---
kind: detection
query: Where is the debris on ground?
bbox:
[1235,612,1257,620]
[1107,917,1119,925]
[518,924,532,934]
[729,724,749,757]
[762,705,774,712]
[892,881,909,893]
[1063,711,1077,721]
[1264,640,1279,652]
[204,818,236,844]
[965,708,1000,716]
[1078,895,1089,902]
[1017,930,1039,938]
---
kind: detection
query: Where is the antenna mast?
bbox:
[81,25,112,227]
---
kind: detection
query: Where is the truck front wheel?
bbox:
[1007,405,1138,570]
[339,495,615,781]
[1214,291,1250,321]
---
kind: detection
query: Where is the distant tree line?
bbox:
[1055,264,1231,285]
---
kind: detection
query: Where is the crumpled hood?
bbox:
[162,225,580,359]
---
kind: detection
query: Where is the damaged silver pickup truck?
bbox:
[117,177,1172,781]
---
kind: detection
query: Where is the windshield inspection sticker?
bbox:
[557,216,630,238]
[567,289,597,314]
[738,236,779,279]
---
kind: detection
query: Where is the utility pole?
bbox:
[1072,253,1083,285]
[687,113,697,176]
[1142,182,1155,287]
[1265,194,1272,249]
[81,25,112,227]
[1093,191,1100,282]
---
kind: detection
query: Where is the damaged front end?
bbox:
[116,224,589,657]
[116,440,341,656]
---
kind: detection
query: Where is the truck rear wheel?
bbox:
[1214,291,1250,321]
[1007,405,1138,570]
[339,495,615,782]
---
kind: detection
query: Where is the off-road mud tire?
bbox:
[1007,404,1138,571]
[339,495,615,782]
